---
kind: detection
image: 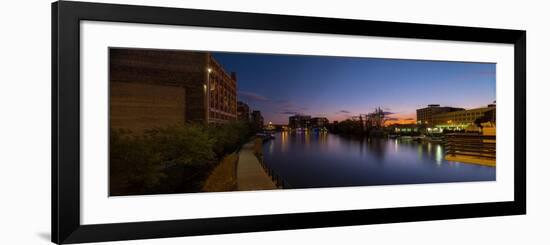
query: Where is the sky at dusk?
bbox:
[213,52,496,125]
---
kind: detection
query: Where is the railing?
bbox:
[444,133,496,163]
[232,154,240,190]
[258,157,291,189]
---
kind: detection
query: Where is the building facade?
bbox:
[251,110,264,131]
[390,123,421,134]
[432,104,496,128]
[237,101,250,121]
[109,48,237,133]
[289,115,312,129]
[310,117,329,129]
[416,104,464,126]
[207,58,238,123]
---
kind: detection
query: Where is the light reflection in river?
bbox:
[435,145,443,165]
[262,132,495,189]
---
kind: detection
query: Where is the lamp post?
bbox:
[206,68,212,123]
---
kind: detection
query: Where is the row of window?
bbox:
[209,77,236,114]
[209,111,237,121]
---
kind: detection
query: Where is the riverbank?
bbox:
[236,141,277,191]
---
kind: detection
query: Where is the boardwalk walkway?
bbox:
[236,141,277,191]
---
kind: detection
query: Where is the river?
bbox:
[262,131,495,189]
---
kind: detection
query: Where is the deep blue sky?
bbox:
[213,52,496,125]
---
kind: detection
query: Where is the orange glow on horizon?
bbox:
[384,118,417,126]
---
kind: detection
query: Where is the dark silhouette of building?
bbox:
[289,115,311,129]
[310,117,329,129]
[237,101,250,121]
[416,104,464,126]
[109,48,237,133]
[251,110,264,131]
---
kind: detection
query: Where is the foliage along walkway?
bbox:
[236,141,277,191]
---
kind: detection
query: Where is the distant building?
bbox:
[273,124,289,131]
[289,115,311,129]
[432,104,496,129]
[237,101,250,121]
[251,110,264,130]
[416,104,464,126]
[109,48,237,133]
[390,123,421,134]
[265,121,276,131]
[310,117,329,129]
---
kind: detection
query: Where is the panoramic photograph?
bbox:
[108,47,496,196]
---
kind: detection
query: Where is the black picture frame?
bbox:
[52,1,526,244]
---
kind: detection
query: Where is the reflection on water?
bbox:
[263,132,495,189]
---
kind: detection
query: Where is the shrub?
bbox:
[110,124,216,195]
[333,119,364,135]
[109,129,166,195]
[208,121,253,157]
[146,124,215,166]
[201,153,239,192]
[110,122,254,195]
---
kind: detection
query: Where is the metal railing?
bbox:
[258,157,291,189]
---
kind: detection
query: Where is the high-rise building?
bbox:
[109,48,237,133]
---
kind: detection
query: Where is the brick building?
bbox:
[109,48,237,133]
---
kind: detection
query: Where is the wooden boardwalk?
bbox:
[444,133,496,167]
[236,141,277,191]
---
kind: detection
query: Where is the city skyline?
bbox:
[213,52,496,125]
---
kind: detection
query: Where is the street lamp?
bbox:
[206,67,212,123]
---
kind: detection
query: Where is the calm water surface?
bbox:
[262,132,495,188]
